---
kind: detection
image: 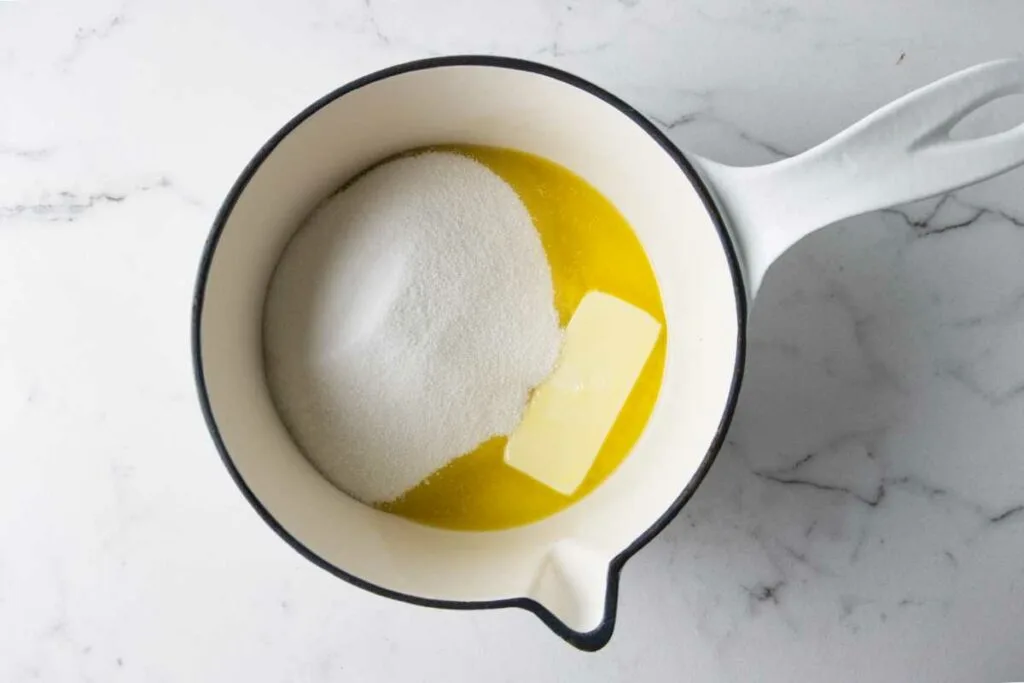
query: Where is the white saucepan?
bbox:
[193,56,1024,650]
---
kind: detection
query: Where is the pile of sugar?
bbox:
[263,151,562,504]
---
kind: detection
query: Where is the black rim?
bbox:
[191,55,748,652]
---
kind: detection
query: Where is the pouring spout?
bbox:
[526,540,616,649]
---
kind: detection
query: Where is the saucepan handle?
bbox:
[690,59,1024,298]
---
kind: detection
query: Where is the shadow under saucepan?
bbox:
[604,171,1024,675]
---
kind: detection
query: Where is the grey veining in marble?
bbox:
[1,0,1023,681]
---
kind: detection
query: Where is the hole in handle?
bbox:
[949,93,1024,141]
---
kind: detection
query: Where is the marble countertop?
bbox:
[3,0,1024,680]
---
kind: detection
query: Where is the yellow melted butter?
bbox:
[379,145,666,530]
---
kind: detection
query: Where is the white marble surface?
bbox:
[3,0,1024,680]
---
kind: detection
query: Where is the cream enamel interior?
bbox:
[197,64,740,635]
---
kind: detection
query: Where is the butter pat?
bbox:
[504,291,662,495]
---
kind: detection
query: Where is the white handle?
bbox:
[692,59,1024,297]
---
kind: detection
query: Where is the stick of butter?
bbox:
[504,291,662,495]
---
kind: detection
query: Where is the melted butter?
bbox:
[379,145,665,530]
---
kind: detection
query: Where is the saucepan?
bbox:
[192,56,1024,650]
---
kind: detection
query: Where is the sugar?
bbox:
[263,151,562,504]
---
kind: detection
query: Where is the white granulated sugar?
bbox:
[263,151,562,504]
